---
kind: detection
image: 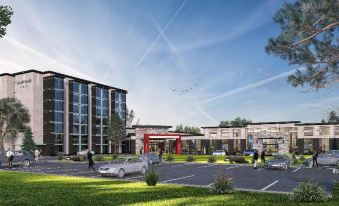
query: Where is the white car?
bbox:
[77,150,95,156]
[212,150,226,156]
[98,158,148,178]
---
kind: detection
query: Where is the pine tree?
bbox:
[327,111,339,123]
[22,127,37,152]
[266,0,339,90]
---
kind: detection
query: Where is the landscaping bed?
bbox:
[0,171,337,206]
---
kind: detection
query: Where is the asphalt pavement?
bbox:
[1,160,338,195]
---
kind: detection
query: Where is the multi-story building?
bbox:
[202,121,339,154]
[0,70,127,155]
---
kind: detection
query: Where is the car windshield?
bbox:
[215,150,224,153]
[246,149,254,152]
[111,159,125,164]
[273,155,288,160]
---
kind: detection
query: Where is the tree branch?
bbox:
[291,22,339,47]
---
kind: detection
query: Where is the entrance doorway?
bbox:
[261,138,280,154]
[149,140,165,153]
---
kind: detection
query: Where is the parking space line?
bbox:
[225,165,240,170]
[292,167,301,173]
[162,175,195,183]
[170,163,192,168]
[261,180,279,191]
[124,176,144,180]
[198,164,215,168]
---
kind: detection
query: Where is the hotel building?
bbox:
[0,70,127,155]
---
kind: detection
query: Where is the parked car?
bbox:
[0,150,34,168]
[77,150,95,156]
[139,153,162,164]
[212,150,226,156]
[267,154,291,170]
[243,149,255,156]
[317,150,339,167]
[98,158,148,178]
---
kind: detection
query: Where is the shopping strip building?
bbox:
[0,70,127,155]
[201,121,339,154]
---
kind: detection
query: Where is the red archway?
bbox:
[144,134,181,155]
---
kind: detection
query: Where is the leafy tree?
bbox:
[107,112,125,154]
[219,117,252,127]
[0,98,30,152]
[0,5,13,38]
[219,121,230,127]
[327,110,339,123]
[265,0,339,90]
[22,127,37,152]
[321,119,326,123]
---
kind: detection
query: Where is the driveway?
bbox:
[1,161,338,195]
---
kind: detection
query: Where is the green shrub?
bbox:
[94,155,105,161]
[56,152,63,160]
[229,155,248,163]
[208,156,216,163]
[112,154,119,160]
[209,171,234,194]
[292,158,299,165]
[299,155,305,161]
[291,151,296,159]
[145,171,159,186]
[72,155,87,162]
[289,182,328,202]
[166,155,174,162]
[186,155,196,162]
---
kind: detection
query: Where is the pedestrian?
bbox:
[312,151,319,168]
[39,149,43,158]
[87,150,95,172]
[253,150,259,169]
[6,150,14,169]
[261,149,266,165]
[140,147,143,155]
[159,148,163,162]
[34,149,40,162]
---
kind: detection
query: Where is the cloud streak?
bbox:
[131,0,188,71]
[201,68,305,105]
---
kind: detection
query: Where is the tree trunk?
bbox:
[0,131,4,152]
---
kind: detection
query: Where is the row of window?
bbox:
[73,82,88,94]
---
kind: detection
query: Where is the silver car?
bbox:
[99,158,148,178]
[0,150,34,168]
[139,153,162,164]
[317,150,339,167]
[267,155,291,170]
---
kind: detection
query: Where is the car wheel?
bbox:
[141,166,147,175]
[22,160,30,167]
[118,169,125,178]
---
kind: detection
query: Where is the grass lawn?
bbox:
[0,171,337,206]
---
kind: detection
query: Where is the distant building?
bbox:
[202,121,339,154]
[0,70,127,155]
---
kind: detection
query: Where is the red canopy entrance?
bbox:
[144,134,181,155]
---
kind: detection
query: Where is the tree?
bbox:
[327,110,339,123]
[265,0,339,90]
[219,117,252,127]
[0,5,13,38]
[0,98,30,152]
[22,127,37,152]
[126,108,135,127]
[107,112,125,154]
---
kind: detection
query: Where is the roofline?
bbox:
[248,121,301,125]
[201,126,245,129]
[296,123,339,126]
[132,125,172,129]
[0,69,127,93]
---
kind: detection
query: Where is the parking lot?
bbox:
[1,161,339,195]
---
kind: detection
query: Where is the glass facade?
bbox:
[95,87,109,153]
[53,77,64,151]
[71,81,88,152]
[115,92,126,125]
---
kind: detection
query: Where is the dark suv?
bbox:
[0,150,34,168]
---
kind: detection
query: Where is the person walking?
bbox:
[34,149,40,162]
[87,150,95,172]
[253,150,259,169]
[261,149,266,165]
[312,151,319,168]
[159,148,164,163]
[6,150,14,169]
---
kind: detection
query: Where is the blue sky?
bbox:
[0,0,338,127]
